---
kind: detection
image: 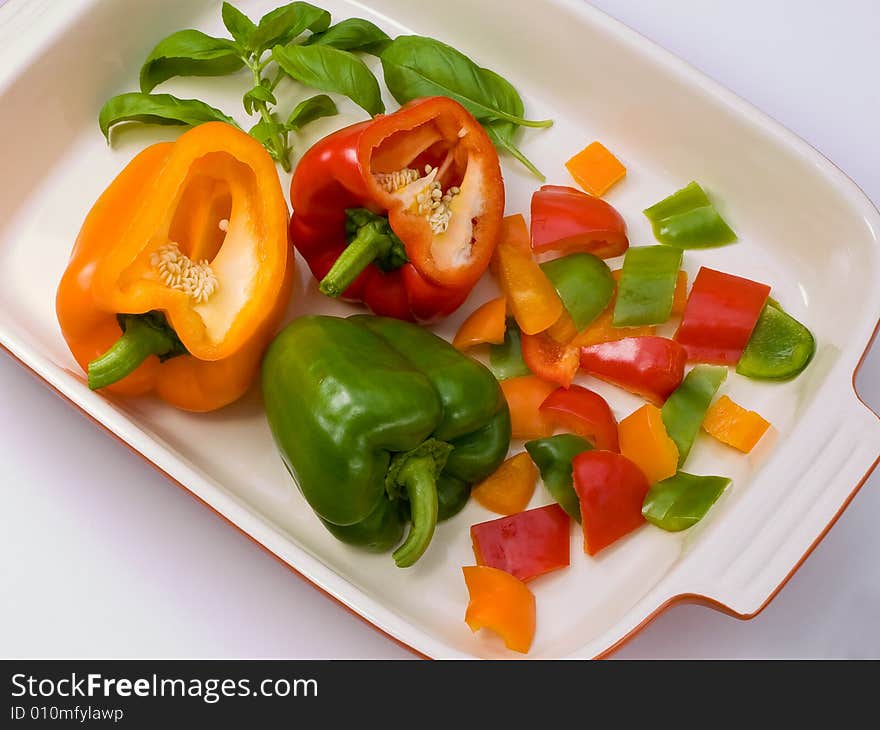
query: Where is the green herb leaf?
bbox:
[642,472,731,532]
[251,1,331,53]
[139,30,244,93]
[249,118,285,148]
[306,17,390,52]
[479,67,544,179]
[98,92,238,141]
[380,36,551,128]
[272,44,384,116]
[243,84,277,114]
[221,2,257,47]
[286,93,338,130]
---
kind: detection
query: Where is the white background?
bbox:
[1,0,878,659]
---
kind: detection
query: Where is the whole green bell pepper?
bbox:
[262,315,511,567]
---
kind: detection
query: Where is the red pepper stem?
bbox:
[391,456,439,568]
[319,224,387,298]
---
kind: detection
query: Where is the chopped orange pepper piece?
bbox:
[702,395,771,453]
[671,270,689,316]
[493,215,564,335]
[452,297,507,351]
[618,404,679,484]
[462,565,536,654]
[565,141,627,197]
[500,376,557,439]
[546,310,579,345]
[472,453,538,515]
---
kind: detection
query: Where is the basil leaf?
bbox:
[480,68,544,179]
[251,2,331,53]
[249,119,285,147]
[380,36,551,128]
[243,84,277,114]
[139,30,244,93]
[306,17,390,52]
[286,94,338,130]
[99,92,238,141]
[642,472,731,532]
[221,2,256,47]
[272,44,384,116]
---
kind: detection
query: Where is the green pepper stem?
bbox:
[319,223,387,298]
[392,456,439,568]
[87,317,175,390]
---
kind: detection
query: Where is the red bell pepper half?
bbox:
[289,97,505,322]
[539,385,619,451]
[675,267,771,364]
[579,336,686,405]
[471,504,571,582]
[572,450,650,555]
[530,184,629,258]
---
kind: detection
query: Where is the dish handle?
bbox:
[689,393,880,617]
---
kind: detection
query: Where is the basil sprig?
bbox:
[98,3,552,176]
[379,36,552,178]
[100,2,347,170]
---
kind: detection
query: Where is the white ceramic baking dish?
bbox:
[1,0,878,658]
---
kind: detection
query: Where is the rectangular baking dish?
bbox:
[1,0,878,658]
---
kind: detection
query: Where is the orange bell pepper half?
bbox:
[702,395,771,453]
[452,296,507,351]
[493,215,563,335]
[565,141,627,197]
[56,122,293,411]
[500,376,558,440]
[618,404,679,484]
[462,565,536,654]
[471,452,538,515]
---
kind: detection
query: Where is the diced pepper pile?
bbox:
[459,143,815,654]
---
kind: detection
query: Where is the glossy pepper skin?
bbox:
[56,122,293,411]
[289,97,504,323]
[262,315,511,567]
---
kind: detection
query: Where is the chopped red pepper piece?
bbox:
[530,184,629,258]
[520,330,580,387]
[579,336,686,405]
[675,267,771,364]
[471,504,571,582]
[539,385,619,451]
[572,450,650,555]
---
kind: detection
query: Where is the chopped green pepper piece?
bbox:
[613,246,683,326]
[540,253,615,330]
[737,300,815,381]
[489,319,532,380]
[642,471,731,531]
[661,365,727,465]
[644,181,737,248]
[524,434,592,522]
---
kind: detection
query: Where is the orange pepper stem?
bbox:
[319,210,407,298]
[87,313,183,391]
[391,455,440,568]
